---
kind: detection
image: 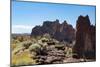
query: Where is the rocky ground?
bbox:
[11,34,95,66]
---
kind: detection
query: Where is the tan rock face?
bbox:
[73,15,96,59]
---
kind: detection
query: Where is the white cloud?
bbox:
[12,25,34,33]
[12,25,34,29]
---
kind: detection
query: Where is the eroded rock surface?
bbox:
[31,20,75,43]
[73,15,96,59]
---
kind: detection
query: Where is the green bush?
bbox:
[29,43,41,53]
[55,44,65,50]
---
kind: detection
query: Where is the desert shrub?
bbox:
[11,44,17,50]
[43,33,51,39]
[41,37,49,42]
[17,36,24,42]
[12,46,25,55]
[12,36,17,40]
[31,36,42,41]
[12,40,20,44]
[36,36,42,40]
[11,50,36,66]
[22,41,32,49]
[52,39,59,44]
[30,37,37,43]
[55,44,65,50]
[29,43,41,53]
[23,36,31,41]
[12,41,33,55]
[68,48,72,55]
[65,47,73,57]
[47,42,55,45]
[11,43,24,56]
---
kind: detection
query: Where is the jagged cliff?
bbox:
[31,19,75,43]
[73,15,96,59]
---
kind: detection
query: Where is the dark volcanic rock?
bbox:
[31,19,75,43]
[37,46,65,64]
[73,15,96,59]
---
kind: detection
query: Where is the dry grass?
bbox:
[11,50,36,66]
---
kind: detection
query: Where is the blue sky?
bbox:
[12,1,96,33]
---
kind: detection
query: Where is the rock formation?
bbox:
[73,15,96,59]
[31,19,75,43]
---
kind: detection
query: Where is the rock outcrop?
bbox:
[73,15,96,59]
[31,19,75,43]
